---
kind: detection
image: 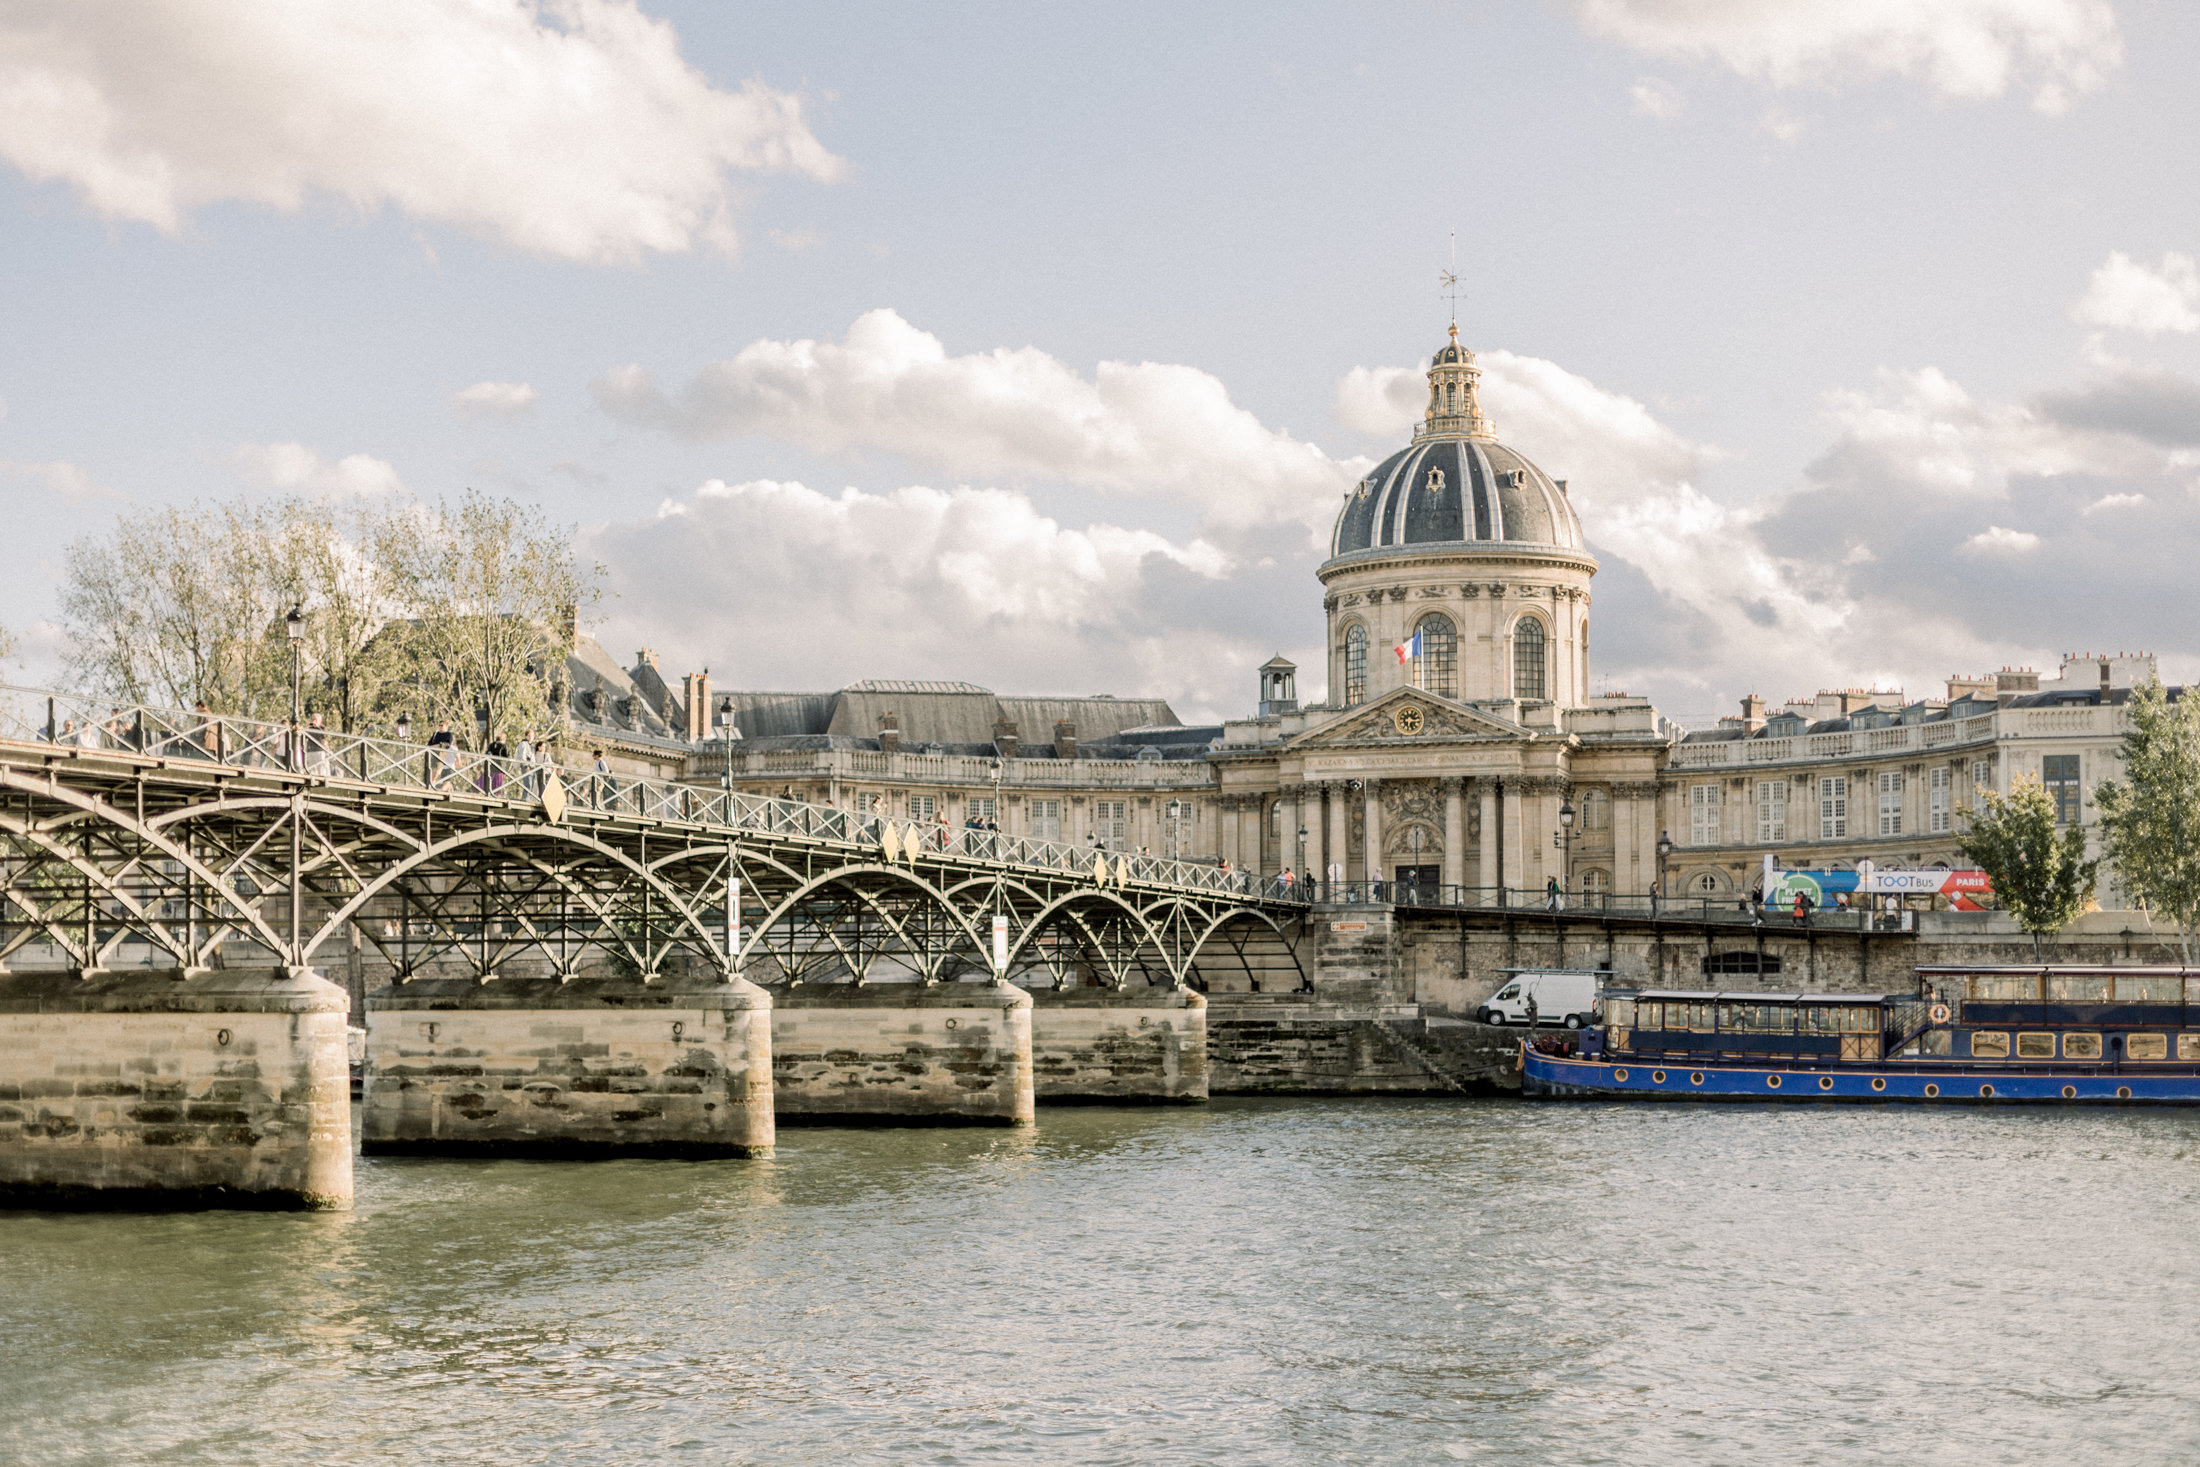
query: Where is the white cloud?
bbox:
[593,308,1360,538]
[0,0,842,263]
[1631,76,1684,119]
[230,441,404,497]
[1960,524,2043,555]
[2084,491,2146,514]
[1,458,110,500]
[584,478,1267,718]
[2072,251,2200,335]
[1570,0,2121,113]
[451,380,538,419]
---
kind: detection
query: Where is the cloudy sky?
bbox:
[3,0,2198,726]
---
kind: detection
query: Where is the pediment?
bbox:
[1291,689,1529,748]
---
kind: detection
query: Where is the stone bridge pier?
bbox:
[0,966,352,1210]
[361,971,775,1158]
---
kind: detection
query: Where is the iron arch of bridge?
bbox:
[0,768,293,967]
[298,823,725,975]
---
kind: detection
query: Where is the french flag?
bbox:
[1394,630,1421,665]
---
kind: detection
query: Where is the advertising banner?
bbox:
[1763,865,1993,910]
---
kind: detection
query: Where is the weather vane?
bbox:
[1439,228,1461,326]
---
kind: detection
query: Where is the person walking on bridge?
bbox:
[1545,875,1562,912]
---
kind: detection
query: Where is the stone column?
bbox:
[1305,784,1326,897]
[1328,780,1349,890]
[1362,777,1384,885]
[1478,778,1497,898]
[1500,779,1524,903]
[1275,789,1295,876]
[1219,796,1240,871]
[1442,777,1465,892]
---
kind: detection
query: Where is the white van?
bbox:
[1477,970,1601,1029]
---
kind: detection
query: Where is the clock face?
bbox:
[1393,704,1425,736]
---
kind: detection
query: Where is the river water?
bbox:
[4,1099,2198,1465]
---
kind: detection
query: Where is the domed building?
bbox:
[1208,326,1671,901]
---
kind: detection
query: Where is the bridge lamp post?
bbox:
[1296,824,1308,895]
[284,606,305,724]
[1555,797,1575,906]
[716,698,738,806]
[1656,830,1674,912]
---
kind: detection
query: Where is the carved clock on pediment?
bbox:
[1393,704,1425,736]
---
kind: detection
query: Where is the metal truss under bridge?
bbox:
[0,686,1308,992]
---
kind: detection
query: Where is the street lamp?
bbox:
[284,605,305,724]
[1296,824,1309,894]
[1656,829,1674,911]
[1554,797,1576,907]
[395,712,412,742]
[716,697,738,799]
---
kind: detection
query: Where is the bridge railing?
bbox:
[0,684,1303,905]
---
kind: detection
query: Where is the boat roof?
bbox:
[1916,965,2200,977]
[1626,990,1906,1005]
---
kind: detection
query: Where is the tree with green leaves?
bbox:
[2094,678,2200,963]
[1960,774,2099,959]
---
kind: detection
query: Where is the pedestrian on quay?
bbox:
[1792,890,1810,927]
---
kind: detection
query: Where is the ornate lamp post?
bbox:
[1656,830,1674,912]
[1555,796,1576,906]
[284,606,305,722]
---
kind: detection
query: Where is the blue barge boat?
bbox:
[1522,966,2200,1104]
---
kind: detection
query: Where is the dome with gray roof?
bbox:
[1328,325,1584,560]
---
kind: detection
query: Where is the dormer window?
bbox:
[1425,468,1445,493]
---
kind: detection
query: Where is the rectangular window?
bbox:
[1755,780,1786,842]
[1819,776,1848,839]
[1877,771,1903,836]
[1028,799,1062,843]
[2062,1032,2103,1060]
[2128,1033,2169,1061]
[1689,783,1722,846]
[1970,1031,2010,1058]
[908,794,936,822]
[1970,759,1993,805]
[968,797,997,825]
[2043,754,2082,824]
[1929,767,1950,834]
[2016,1032,2056,1059]
[1094,799,1128,848]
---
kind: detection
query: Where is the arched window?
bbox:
[1580,788,1610,832]
[1513,616,1547,701]
[1414,613,1458,699]
[1581,868,1611,906]
[1343,624,1368,706]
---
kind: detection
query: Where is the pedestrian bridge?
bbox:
[0,686,1308,993]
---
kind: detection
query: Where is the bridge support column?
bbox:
[1026,985,1206,1104]
[0,967,351,1210]
[362,974,775,1158]
[770,981,1034,1126]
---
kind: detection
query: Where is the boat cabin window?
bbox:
[2045,975,2112,1003]
[2128,1033,2169,1060]
[1603,998,1637,1028]
[1670,1001,1713,1031]
[2181,1034,2200,1061]
[2016,1032,2055,1059]
[1967,974,2035,1002]
[2063,1033,2103,1060]
[1801,1005,1881,1034]
[2114,975,2182,1002]
[1718,1002,1793,1034]
[1971,1031,2011,1058]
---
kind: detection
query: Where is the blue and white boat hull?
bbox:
[1522,1046,2200,1104]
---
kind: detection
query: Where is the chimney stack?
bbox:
[992,718,1019,760]
[1739,693,1766,730]
[878,710,900,754]
[1053,719,1076,760]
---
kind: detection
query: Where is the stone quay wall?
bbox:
[363,974,775,1158]
[0,967,351,1209]
[1024,986,1207,1103]
[769,981,1035,1126]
